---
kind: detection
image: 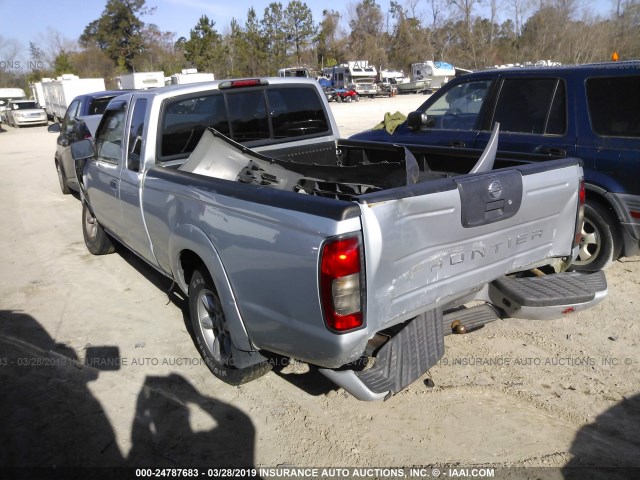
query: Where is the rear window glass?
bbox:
[88,97,115,115]
[268,87,329,138]
[493,78,564,134]
[161,94,230,158]
[587,76,640,137]
[159,86,329,160]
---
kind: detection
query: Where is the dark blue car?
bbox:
[351,61,640,271]
[48,90,130,194]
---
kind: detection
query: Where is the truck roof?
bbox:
[114,77,324,102]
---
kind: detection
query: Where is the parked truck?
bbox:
[69,78,606,400]
[41,75,106,122]
[323,61,378,98]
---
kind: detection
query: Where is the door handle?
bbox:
[110,179,118,190]
[540,147,567,156]
[450,140,466,148]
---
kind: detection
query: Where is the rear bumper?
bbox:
[319,271,607,400]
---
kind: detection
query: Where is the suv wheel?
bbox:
[572,202,621,271]
[56,160,71,195]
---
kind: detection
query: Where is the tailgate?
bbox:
[358,158,582,330]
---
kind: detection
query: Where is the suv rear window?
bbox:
[159,86,330,160]
[586,76,640,137]
[88,96,116,115]
[492,78,565,135]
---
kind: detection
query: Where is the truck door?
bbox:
[474,77,577,159]
[85,100,127,236]
[118,98,157,264]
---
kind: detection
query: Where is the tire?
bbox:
[571,201,622,271]
[188,269,271,385]
[345,95,352,103]
[82,202,115,255]
[56,160,71,195]
[355,95,360,102]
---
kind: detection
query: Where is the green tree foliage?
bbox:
[183,15,225,75]
[316,10,345,69]
[285,1,316,66]
[262,3,289,71]
[348,0,387,68]
[79,0,152,72]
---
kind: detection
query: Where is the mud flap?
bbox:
[355,308,444,396]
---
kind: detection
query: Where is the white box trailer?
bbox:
[41,75,106,121]
[117,71,165,90]
[170,69,215,85]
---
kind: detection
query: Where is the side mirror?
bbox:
[47,123,61,133]
[407,111,435,130]
[71,138,95,161]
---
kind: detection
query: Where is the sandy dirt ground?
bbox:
[0,95,639,477]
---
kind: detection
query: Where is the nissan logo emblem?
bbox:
[488,180,503,199]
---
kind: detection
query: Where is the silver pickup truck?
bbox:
[71,77,607,400]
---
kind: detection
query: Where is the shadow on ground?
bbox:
[563,393,640,479]
[0,310,257,468]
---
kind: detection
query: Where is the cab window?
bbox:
[492,78,566,134]
[95,106,126,164]
[424,80,492,130]
[127,99,147,172]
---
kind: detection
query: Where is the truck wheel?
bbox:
[189,269,271,386]
[82,202,115,255]
[56,160,71,195]
[572,202,621,271]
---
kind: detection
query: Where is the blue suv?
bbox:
[351,61,640,271]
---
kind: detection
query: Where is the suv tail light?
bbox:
[574,178,586,247]
[320,236,364,332]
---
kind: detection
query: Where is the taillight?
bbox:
[320,236,364,332]
[574,178,586,247]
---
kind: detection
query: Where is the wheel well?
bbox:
[179,250,206,289]
[585,187,619,223]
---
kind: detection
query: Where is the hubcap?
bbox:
[196,289,232,365]
[56,163,64,188]
[574,218,601,266]
[84,207,98,240]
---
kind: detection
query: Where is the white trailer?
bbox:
[277,67,310,78]
[117,71,165,90]
[411,61,456,89]
[170,69,215,85]
[40,75,106,121]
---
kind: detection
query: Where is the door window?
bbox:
[95,107,126,164]
[492,78,565,134]
[586,76,640,137]
[62,99,81,132]
[127,99,147,172]
[424,80,492,130]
